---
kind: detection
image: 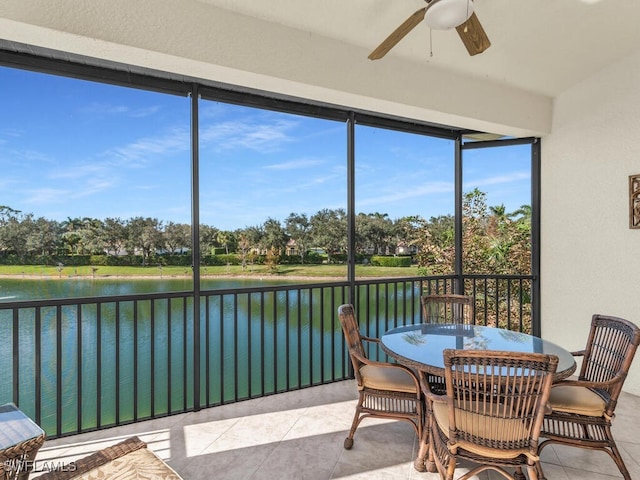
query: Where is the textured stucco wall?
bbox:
[542,50,640,394]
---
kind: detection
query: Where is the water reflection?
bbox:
[0,277,423,437]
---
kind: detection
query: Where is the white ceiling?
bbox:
[2,0,639,136]
[195,0,640,98]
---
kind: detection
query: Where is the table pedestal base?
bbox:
[413,429,437,473]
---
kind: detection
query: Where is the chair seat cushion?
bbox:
[359,364,418,393]
[432,400,531,460]
[548,385,606,417]
[36,436,183,479]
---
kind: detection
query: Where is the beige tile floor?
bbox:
[32,381,640,479]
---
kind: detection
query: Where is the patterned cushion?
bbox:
[37,437,182,480]
[359,365,418,393]
[73,447,182,480]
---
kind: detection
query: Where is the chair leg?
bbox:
[538,429,631,480]
[536,439,551,480]
[605,432,632,480]
[413,424,429,472]
[526,464,539,480]
[344,392,365,450]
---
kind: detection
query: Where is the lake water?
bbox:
[0,276,287,302]
[0,277,418,436]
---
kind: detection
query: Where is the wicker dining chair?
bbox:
[420,294,475,396]
[424,349,558,480]
[337,304,423,450]
[420,293,474,325]
[537,314,640,480]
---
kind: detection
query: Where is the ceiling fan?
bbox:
[368,0,491,60]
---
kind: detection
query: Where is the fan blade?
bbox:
[368,7,427,60]
[455,12,490,56]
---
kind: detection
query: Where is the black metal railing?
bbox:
[0,274,534,439]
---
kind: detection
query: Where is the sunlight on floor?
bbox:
[182,400,391,457]
[36,429,172,464]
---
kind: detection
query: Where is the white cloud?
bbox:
[464,171,530,189]
[357,181,454,208]
[129,106,162,118]
[22,187,71,206]
[108,127,190,164]
[200,118,296,153]
[263,158,324,171]
[49,162,109,180]
[0,128,22,137]
[73,178,118,197]
[81,103,161,118]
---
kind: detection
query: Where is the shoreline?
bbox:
[0,273,343,281]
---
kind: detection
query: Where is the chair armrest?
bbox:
[365,358,418,376]
[361,336,380,344]
[351,350,412,373]
[423,389,450,408]
[359,357,422,391]
[552,372,625,390]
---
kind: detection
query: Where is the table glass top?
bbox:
[0,403,45,449]
[381,324,576,376]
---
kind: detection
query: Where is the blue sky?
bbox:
[0,66,531,231]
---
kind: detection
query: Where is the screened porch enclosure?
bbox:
[0,48,539,439]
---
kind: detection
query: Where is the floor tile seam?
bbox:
[185,416,246,456]
[198,418,307,453]
[276,410,311,445]
[253,441,342,480]
[328,436,353,479]
[330,457,417,480]
[537,442,564,467]
[618,441,640,470]
[560,463,624,479]
[537,461,572,480]
[247,438,293,480]
[548,441,635,477]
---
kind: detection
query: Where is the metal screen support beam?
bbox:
[461,136,542,336]
[531,138,542,337]
[347,113,356,304]
[190,84,201,411]
[454,136,463,294]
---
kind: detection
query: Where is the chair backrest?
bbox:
[579,314,640,411]
[441,349,558,456]
[338,304,367,374]
[421,294,474,324]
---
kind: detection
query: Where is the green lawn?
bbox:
[0,263,421,279]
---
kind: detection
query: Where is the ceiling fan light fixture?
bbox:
[424,0,474,30]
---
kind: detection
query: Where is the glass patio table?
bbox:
[0,403,45,480]
[380,323,577,472]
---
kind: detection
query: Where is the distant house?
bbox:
[396,242,418,256]
[285,239,298,256]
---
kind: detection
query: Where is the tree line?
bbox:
[0,189,531,274]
